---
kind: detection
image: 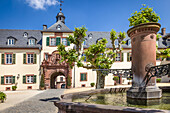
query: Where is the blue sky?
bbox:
[0,0,170,33]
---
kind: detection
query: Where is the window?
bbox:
[115,53,121,61]
[27,54,33,64]
[83,40,86,46]
[57,25,61,30]
[29,39,35,45]
[167,38,170,47]
[23,53,36,64]
[62,38,67,46]
[50,38,56,46]
[23,75,36,84]
[80,73,87,81]
[5,76,12,84]
[128,40,131,46]
[60,77,63,82]
[24,32,28,37]
[27,76,34,83]
[88,33,93,39]
[127,52,132,61]
[8,39,14,45]
[115,39,119,48]
[45,53,48,60]
[82,53,86,62]
[6,54,12,64]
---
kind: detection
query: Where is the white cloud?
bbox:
[26,0,60,10]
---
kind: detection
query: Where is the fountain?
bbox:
[126,22,162,105]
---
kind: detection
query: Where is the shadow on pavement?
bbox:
[39,97,60,102]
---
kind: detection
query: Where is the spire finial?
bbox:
[59,0,64,11]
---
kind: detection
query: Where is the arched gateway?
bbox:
[41,51,72,89]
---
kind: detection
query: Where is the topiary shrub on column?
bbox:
[67,76,71,89]
[40,74,45,90]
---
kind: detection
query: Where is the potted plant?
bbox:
[67,76,71,89]
[12,86,17,91]
[0,92,6,103]
[40,74,45,90]
[156,78,161,83]
[127,4,161,87]
[90,83,95,87]
[113,76,119,85]
[127,77,132,85]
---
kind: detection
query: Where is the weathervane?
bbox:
[59,0,64,11]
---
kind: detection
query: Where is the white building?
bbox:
[0,9,169,91]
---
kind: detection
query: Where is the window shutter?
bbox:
[1,54,4,64]
[84,74,87,80]
[121,53,124,62]
[33,75,37,83]
[67,38,70,46]
[46,37,49,46]
[127,53,130,62]
[33,54,37,64]
[12,54,16,64]
[81,74,83,81]
[12,76,15,84]
[1,76,4,84]
[23,76,26,84]
[23,54,26,64]
[56,37,61,46]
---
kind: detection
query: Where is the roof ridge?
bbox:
[0,29,41,31]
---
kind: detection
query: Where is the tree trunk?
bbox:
[96,71,105,89]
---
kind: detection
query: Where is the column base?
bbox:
[126,86,162,105]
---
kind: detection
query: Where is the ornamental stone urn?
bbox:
[127,22,162,104]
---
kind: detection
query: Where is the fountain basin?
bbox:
[54,87,170,113]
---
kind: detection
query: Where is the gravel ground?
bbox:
[1,89,64,113]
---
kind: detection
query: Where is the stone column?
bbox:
[126,23,162,104]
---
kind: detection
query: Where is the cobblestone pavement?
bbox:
[1,89,64,113]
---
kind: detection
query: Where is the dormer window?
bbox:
[8,39,15,45]
[23,32,28,37]
[167,38,170,47]
[29,39,35,45]
[57,25,61,30]
[83,40,86,46]
[127,39,131,46]
[88,33,93,39]
[115,39,119,48]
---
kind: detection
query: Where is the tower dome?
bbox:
[56,8,65,24]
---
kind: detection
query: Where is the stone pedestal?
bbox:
[127,22,162,103]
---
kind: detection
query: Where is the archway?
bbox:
[50,72,66,89]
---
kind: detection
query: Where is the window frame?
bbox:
[5,53,13,64]
[44,53,49,61]
[27,53,34,64]
[26,75,34,84]
[62,38,67,46]
[127,52,132,62]
[8,38,15,45]
[115,53,121,62]
[28,39,36,45]
[50,37,56,46]
[80,73,87,81]
[4,75,13,85]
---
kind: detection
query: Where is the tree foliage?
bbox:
[57,26,126,89]
[128,4,160,27]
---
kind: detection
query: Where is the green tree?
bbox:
[58,26,126,89]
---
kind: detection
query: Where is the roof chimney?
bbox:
[43,25,47,30]
[161,28,166,35]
